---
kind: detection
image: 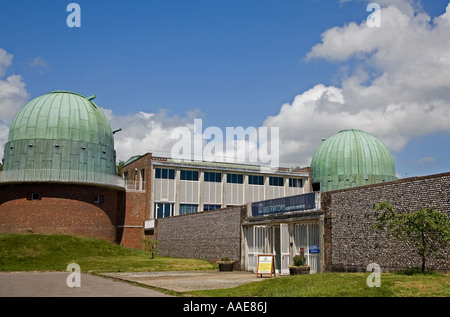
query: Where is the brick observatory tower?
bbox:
[0,91,128,244]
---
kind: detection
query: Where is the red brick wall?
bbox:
[117,191,147,249]
[121,153,152,218]
[0,183,125,244]
[120,153,152,249]
[0,164,154,250]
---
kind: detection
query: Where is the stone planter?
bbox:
[218,262,234,272]
[289,266,310,275]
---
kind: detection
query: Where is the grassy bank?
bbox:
[0,233,214,273]
[187,272,450,297]
[1,233,448,297]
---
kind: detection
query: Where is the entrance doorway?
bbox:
[244,222,321,274]
[294,223,321,273]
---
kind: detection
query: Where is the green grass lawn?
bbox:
[0,233,215,273]
[1,233,448,297]
[188,272,450,297]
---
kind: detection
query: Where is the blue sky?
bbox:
[0,0,449,177]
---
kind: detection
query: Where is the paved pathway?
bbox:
[0,272,172,297]
[0,270,266,297]
[103,270,264,293]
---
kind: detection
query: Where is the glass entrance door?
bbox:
[244,223,289,274]
[244,225,273,272]
[294,223,321,273]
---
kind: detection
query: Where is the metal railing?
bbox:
[0,169,126,189]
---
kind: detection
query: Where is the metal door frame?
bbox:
[244,224,289,274]
[294,223,321,273]
[279,223,290,275]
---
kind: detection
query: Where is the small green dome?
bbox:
[3,91,116,175]
[310,129,396,192]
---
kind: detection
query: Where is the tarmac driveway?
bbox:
[0,270,264,297]
[102,270,264,293]
[0,272,172,297]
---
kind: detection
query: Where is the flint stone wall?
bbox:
[322,172,450,272]
[155,206,246,268]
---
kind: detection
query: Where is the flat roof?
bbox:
[151,156,309,177]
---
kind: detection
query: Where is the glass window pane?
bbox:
[270,176,283,186]
[289,178,303,188]
[164,203,171,218]
[227,173,243,184]
[155,203,163,218]
[249,175,263,185]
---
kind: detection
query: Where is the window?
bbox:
[227,173,243,184]
[30,193,41,201]
[204,172,221,183]
[312,183,321,192]
[179,204,198,215]
[154,203,174,218]
[203,204,221,211]
[269,176,284,186]
[155,168,175,179]
[180,170,199,181]
[289,178,303,188]
[249,175,264,185]
[94,195,104,204]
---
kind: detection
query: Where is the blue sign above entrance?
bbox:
[252,193,316,217]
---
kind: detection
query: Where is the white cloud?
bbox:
[0,48,13,78]
[263,2,450,167]
[0,49,29,123]
[30,57,48,68]
[29,56,49,74]
[0,74,29,123]
[415,156,435,165]
[107,109,280,168]
[0,48,30,160]
[105,108,203,162]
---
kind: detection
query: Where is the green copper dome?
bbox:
[3,91,116,176]
[8,91,113,147]
[310,129,396,192]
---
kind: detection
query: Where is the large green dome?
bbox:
[8,91,113,147]
[310,129,396,192]
[3,91,116,175]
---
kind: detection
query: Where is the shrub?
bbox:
[220,257,232,262]
[293,255,307,266]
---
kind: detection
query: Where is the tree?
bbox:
[116,160,125,176]
[143,238,158,259]
[372,202,450,273]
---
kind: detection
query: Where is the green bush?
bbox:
[293,255,306,266]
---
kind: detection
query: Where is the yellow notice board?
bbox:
[256,254,276,278]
